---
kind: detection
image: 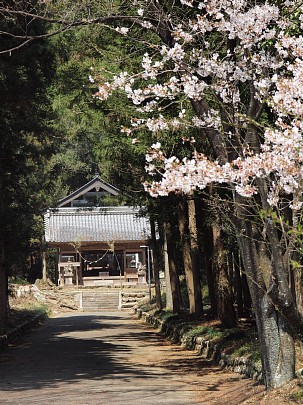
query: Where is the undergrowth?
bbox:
[0,302,50,336]
[8,277,29,285]
[139,305,261,363]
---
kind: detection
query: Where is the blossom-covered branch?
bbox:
[93,1,303,210]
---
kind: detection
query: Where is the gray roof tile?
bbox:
[44,207,150,243]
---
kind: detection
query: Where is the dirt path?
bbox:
[0,311,297,404]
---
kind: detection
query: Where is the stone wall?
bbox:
[135,308,263,382]
[0,313,47,352]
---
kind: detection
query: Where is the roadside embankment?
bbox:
[136,308,303,383]
[0,311,47,351]
[0,281,76,351]
[135,308,265,383]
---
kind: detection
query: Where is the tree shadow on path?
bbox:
[0,313,165,393]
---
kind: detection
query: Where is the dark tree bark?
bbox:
[203,228,217,318]
[238,216,296,388]
[0,242,8,325]
[162,199,181,313]
[241,270,252,318]
[0,170,8,324]
[178,197,203,315]
[212,221,237,328]
[187,192,203,316]
[289,210,303,319]
[233,250,244,318]
[233,250,252,319]
[163,220,181,313]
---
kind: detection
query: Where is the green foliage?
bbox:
[0,6,57,278]
[1,5,163,281]
[187,325,260,362]
[0,302,49,335]
[185,325,224,339]
[233,340,261,363]
[150,309,261,363]
[161,291,167,307]
[32,303,51,317]
[48,23,150,198]
[154,309,176,322]
[8,277,29,286]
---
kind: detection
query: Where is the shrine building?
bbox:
[44,175,150,288]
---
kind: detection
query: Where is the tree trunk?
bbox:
[293,266,303,318]
[188,193,203,315]
[212,222,237,328]
[0,169,8,324]
[290,209,303,319]
[178,197,203,315]
[233,250,244,318]
[232,250,252,318]
[202,223,217,317]
[238,218,295,388]
[0,239,8,325]
[150,219,162,310]
[163,229,173,310]
[241,266,252,318]
[162,217,181,313]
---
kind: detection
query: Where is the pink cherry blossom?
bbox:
[93,1,303,210]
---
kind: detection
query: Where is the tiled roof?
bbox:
[57,175,120,208]
[44,206,150,243]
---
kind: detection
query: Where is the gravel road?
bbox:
[0,311,264,405]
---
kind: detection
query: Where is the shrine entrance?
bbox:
[44,175,152,288]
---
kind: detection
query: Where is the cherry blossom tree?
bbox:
[1,0,303,389]
[92,0,303,388]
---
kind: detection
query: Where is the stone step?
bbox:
[82,302,119,307]
[82,300,119,304]
[122,297,140,302]
[82,300,119,305]
[82,301,118,305]
[83,298,118,302]
[78,290,149,311]
[83,293,118,296]
[82,307,118,311]
[121,302,136,308]
[81,291,120,311]
[83,307,119,309]
[82,304,119,309]
[82,296,118,299]
[83,296,119,300]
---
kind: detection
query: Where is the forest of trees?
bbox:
[0,0,303,391]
